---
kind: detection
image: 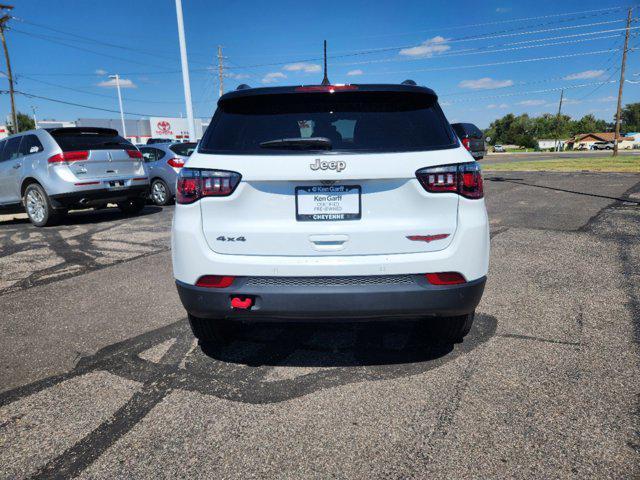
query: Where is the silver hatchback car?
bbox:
[0,127,150,226]
[139,142,196,205]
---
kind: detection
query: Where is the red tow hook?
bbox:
[231,297,253,310]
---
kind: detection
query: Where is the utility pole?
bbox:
[554,89,564,152]
[0,4,17,134]
[613,7,633,157]
[217,45,224,98]
[174,0,196,141]
[109,74,127,138]
[31,105,37,128]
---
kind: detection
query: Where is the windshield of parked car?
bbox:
[169,142,197,156]
[199,91,456,154]
[50,128,133,151]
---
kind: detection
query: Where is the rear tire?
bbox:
[117,198,146,214]
[423,312,475,343]
[188,314,238,344]
[23,183,63,227]
[150,179,172,206]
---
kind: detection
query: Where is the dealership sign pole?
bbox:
[174,0,196,141]
[109,74,127,139]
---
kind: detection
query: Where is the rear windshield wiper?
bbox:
[259,137,332,150]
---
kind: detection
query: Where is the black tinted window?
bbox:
[1,136,22,161]
[18,135,44,156]
[0,140,6,160]
[169,142,197,156]
[200,92,455,154]
[50,129,133,151]
[452,123,482,138]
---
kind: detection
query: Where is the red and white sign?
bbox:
[149,117,190,140]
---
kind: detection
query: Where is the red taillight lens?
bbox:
[461,138,471,151]
[416,162,483,199]
[195,275,235,288]
[176,168,241,204]
[127,149,143,159]
[425,272,466,285]
[48,151,89,163]
[167,157,185,168]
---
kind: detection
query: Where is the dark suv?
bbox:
[452,123,486,160]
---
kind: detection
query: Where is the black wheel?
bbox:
[23,183,63,227]
[117,198,146,214]
[422,312,475,343]
[188,314,238,344]
[150,179,172,206]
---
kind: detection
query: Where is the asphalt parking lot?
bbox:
[1,171,639,479]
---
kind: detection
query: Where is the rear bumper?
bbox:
[176,275,486,321]
[50,185,149,209]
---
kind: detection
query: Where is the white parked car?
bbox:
[172,82,489,343]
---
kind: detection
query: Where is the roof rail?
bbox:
[401,79,417,86]
[236,84,251,90]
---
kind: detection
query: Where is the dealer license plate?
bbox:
[295,185,361,221]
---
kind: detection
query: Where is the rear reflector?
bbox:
[295,85,358,93]
[231,297,253,309]
[48,150,89,163]
[74,181,100,186]
[132,177,148,181]
[167,157,185,168]
[425,272,466,285]
[127,149,143,159]
[407,234,450,243]
[195,275,235,288]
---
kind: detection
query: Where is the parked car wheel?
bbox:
[422,312,475,343]
[187,314,238,344]
[23,183,64,227]
[150,179,172,206]
[117,198,146,214]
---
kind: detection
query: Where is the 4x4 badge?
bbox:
[310,158,346,172]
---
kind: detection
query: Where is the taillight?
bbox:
[416,162,483,199]
[48,151,89,163]
[127,149,143,159]
[425,272,466,285]
[167,157,185,168]
[176,168,241,204]
[461,138,471,151]
[195,275,235,288]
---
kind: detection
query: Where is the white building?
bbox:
[537,139,565,151]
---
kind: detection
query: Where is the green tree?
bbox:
[7,112,36,134]
[619,102,640,132]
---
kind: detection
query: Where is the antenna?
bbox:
[321,40,330,85]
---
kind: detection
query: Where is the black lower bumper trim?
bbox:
[176,275,486,321]
[50,186,148,208]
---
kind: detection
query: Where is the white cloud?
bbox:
[227,72,250,80]
[517,99,546,106]
[261,72,286,84]
[283,62,321,73]
[487,103,509,109]
[563,70,604,80]
[597,95,616,102]
[347,69,363,76]
[458,77,513,90]
[496,7,511,13]
[562,98,581,105]
[440,101,452,106]
[95,68,107,75]
[96,77,137,88]
[399,36,450,57]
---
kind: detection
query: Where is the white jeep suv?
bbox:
[172,83,489,343]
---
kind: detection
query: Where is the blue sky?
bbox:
[2,0,638,128]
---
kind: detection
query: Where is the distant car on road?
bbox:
[0,127,149,226]
[493,144,506,153]
[591,141,614,150]
[452,123,486,160]
[139,142,197,205]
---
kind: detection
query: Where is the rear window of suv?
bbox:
[169,142,197,156]
[200,91,456,154]
[49,128,133,151]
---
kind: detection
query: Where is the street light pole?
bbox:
[109,74,127,139]
[31,105,37,128]
[174,0,196,141]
